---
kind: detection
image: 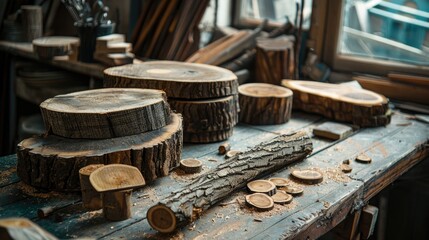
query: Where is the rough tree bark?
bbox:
[147,130,312,233]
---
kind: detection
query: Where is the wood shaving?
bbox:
[324,167,351,183]
[0,167,16,182]
[77,210,102,221]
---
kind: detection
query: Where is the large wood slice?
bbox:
[147,130,312,233]
[282,80,391,127]
[103,61,238,99]
[32,36,79,59]
[17,113,183,191]
[255,37,295,84]
[239,83,293,125]
[169,96,238,133]
[40,88,171,139]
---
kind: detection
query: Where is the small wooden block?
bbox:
[225,150,241,159]
[89,164,146,193]
[283,186,304,195]
[180,158,203,174]
[218,143,231,155]
[245,193,274,211]
[96,34,125,48]
[96,42,132,54]
[291,169,323,184]
[313,122,353,140]
[271,190,293,204]
[356,154,372,163]
[359,205,379,239]
[247,180,276,196]
[341,164,353,173]
[268,177,290,187]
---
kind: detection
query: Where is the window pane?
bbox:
[339,0,429,66]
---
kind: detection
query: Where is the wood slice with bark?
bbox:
[79,164,104,210]
[0,218,57,240]
[147,130,312,233]
[169,96,238,132]
[180,159,203,174]
[271,190,293,204]
[17,113,183,191]
[32,36,79,59]
[291,169,323,184]
[255,37,295,85]
[103,61,238,99]
[247,180,276,196]
[239,83,293,125]
[282,80,391,127]
[40,88,171,139]
[245,193,274,210]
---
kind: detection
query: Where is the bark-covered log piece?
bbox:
[17,113,183,191]
[147,130,312,233]
[168,95,239,141]
[0,218,57,240]
[239,83,293,125]
[103,61,238,99]
[255,37,295,85]
[21,5,42,42]
[40,88,171,139]
[79,164,104,210]
[282,80,391,127]
[32,36,79,59]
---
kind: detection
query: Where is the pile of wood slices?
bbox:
[282,80,392,127]
[17,88,183,191]
[104,61,239,143]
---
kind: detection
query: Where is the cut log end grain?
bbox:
[180,159,203,174]
[245,193,274,210]
[341,164,353,173]
[271,190,293,204]
[239,83,293,125]
[247,180,276,196]
[17,113,183,191]
[356,154,372,163]
[32,36,79,59]
[103,61,238,99]
[147,204,177,233]
[282,186,304,196]
[268,177,290,187]
[291,169,323,184]
[40,88,170,139]
[218,143,231,155]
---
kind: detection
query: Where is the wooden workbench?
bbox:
[0,111,427,239]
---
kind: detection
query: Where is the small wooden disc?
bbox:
[147,204,177,233]
[247,180,276,196]
[283,186,304,195]
[356,154,372,163]
[89,164,146,193]
[268,177,290,187]
[180,158,203,174]
[291,170,323,184]
[225,150,242,159]
[271,190,293,204]
[341,164,353,173]
[245,193,274,210]
[33,36,79,59]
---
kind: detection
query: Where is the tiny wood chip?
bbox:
[180,158,202,174]
[247,180,276,196]
[271,190,293,204]
[291,169,323,184]
[245,193,274,210]
[268,177,290,187]
[313,122,353,140]
[356,154,372,163]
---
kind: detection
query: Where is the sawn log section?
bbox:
[147,130,312,233]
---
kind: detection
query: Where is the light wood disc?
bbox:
[104,61,238,99]
[245,193,274,210]
[356,154,372,163]
[271,190,293,204]
[247,180,276,196]
[180,158,203,174]
[268,177,290,187]
[147,204,177,233]
[291,169,323,184]
[341,164,353,173]
[40,88,170,139]
[283,186,304,195]
[89,164,145,192]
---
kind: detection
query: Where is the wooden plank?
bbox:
[388,73,429,87]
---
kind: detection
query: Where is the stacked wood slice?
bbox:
[282,80,392,127]
[238,83,293,125]
[255,37,295,85]
[32,36,79,59]
[104,61,239,143]
[94,34,134,67]
[17,88,183,191]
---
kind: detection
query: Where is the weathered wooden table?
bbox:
[0,111,427,239]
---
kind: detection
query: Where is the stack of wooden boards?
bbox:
[93,34,134,66]
[16,88,183,191]
[131,0,209,60]
[282,80,391,127]
[104,61,239,143]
